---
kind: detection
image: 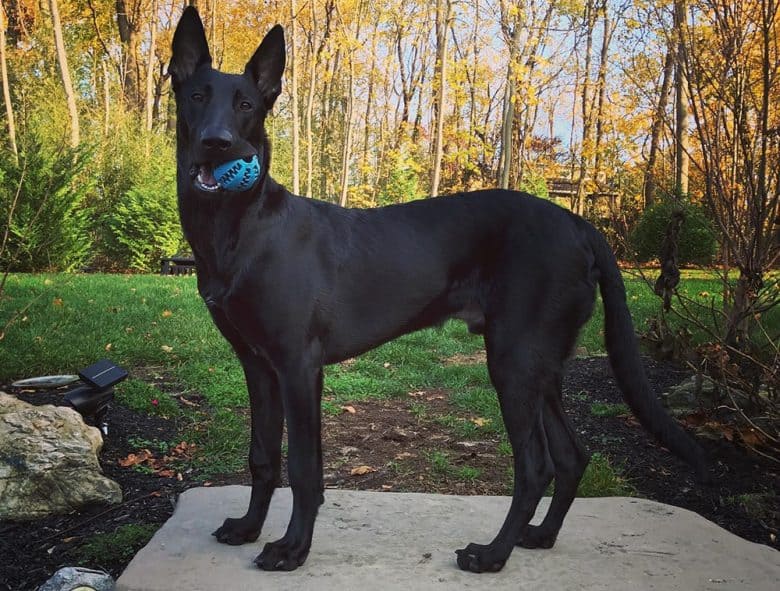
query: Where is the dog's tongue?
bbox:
[197,164,218,187]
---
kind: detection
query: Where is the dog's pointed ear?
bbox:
[245,25,286,110]
[169,7,211,92]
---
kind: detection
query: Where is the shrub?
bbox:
[107,151,185,272]
[377,147,425,205]
[631,199,717,265]
[93,123,185,271]
[519,171,549,199]
[0,135,93,272]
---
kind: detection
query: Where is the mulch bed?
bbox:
[1,356,777,590]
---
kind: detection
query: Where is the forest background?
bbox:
[0,1,778,446]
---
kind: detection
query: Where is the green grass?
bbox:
[726,492,776,519]
[2,270,774,481]
[425,450,482,483]
[72,523,158,564]
[589,402,630,418]
[116,379,180,417]
[541,453,634,498]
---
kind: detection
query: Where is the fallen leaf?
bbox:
[176,472,183,481]
[341,405,356,414]
[161,345,173,353]
[739,428,764,447]
[118,450,153,467]
[203,481,213,487]
[395,452,415,460]
[105,343,112,351]
[52,297,63,307]
[471,417,490,427]
[350,465,376,476]
[178,395,199,407]
[156,469,175,478]
[162,310,173,318]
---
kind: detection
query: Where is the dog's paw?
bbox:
[254,538,310,571]
[212,516,261,545]
[517,525,557,549]
[455,543,507,573]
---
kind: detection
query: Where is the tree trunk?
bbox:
[574,0,596,216]
[593,2,612,182]
[430,0,451,196]
[145,0,157,134]
[49,0,79,147]
[290,0,300,194]
[361,18,379,186]
[644,45,674,207]
[499,21,520,190]
[116,0,142,109]
[102,60,110,136]
[338,52,355,207]
[674,0,689,198]
[0,3,18,162]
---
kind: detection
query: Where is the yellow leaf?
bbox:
[341,405,356,414]
[105,343,112,351]
[350,465,376,476]
[161,345,173,353]
[162,310,173,318]
[471,417,490,427]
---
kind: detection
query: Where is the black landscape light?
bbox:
[62,359,128,436]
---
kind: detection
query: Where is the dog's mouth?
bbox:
[191,163,221,193]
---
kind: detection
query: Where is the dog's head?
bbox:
[169,7,285,195]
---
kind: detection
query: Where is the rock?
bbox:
[662,375,720,415]
[0,392,122,520]
[37,567,115,591]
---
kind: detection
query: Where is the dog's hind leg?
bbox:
[518,384,589,549]
[255,360,324,571]
[456,330,556,573]
[212,349,283,546]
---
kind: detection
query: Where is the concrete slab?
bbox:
[117,486,779,591]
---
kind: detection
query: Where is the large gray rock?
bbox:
[118,487,780,591]
[0,392,122,520]
[662,375,721,415]
[37,567,115,591]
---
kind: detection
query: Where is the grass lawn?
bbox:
[0,270,771,493]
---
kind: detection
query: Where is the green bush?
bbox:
[631,199,717,265]
[378,147,425,205]
[94,124,185,271]
[0,135,93,272]
[108,155,185,272]
[519,171,549,199]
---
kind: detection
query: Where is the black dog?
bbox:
[169,7,708,574]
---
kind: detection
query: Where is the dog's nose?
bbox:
[200,127,233,151]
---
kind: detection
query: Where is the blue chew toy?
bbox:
[214,155,261,192]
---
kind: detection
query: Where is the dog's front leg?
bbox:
[254,361,323,571]
[213,353,283,545]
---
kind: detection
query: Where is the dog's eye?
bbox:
[239,100,253,111]
[191,92,204,102]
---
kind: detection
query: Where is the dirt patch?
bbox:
[443,350,487,365]
[1,356,777,590]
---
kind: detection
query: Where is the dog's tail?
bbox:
[587,222,710,482]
